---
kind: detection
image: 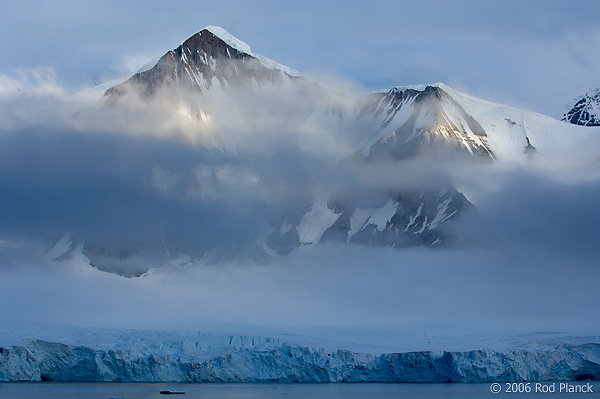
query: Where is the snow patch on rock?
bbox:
[297,198,341,244]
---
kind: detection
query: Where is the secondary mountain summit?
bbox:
[563,88,600,126]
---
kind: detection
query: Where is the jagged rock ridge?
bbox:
[563,88,600,127]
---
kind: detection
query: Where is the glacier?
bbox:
[1,337,599,382]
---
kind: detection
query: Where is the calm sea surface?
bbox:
[0,382,597,399]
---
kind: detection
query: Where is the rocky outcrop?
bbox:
[268,186,492,256]
[563,89,600,127]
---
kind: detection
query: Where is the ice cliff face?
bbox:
[563,88,600,127]
[1,339,599,383]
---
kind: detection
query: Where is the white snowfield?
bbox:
[437,83,597,163]
[297,197,341,244]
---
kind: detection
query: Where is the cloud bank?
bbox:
[0,70,599,351]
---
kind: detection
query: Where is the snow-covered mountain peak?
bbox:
[361,84,495,160]
[358,82,600,165]
[105,26,301,99]
[386,81,448,92]
[203,25,253,55]
[182,26,301,77]
[563,87,600,126]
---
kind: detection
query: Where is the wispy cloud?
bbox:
[0,69,598,350]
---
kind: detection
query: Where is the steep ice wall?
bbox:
[1,339,599,383]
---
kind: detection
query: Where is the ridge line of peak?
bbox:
[179,25,301,77]
[201,25,253,55]
[372,82,450,94]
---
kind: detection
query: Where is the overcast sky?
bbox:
[1,0,599,117]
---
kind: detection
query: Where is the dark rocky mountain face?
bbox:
[563,89,600,127]
[268,184,490,257]
[106,29,294,100]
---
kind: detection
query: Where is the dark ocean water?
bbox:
[0,382,596,399]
